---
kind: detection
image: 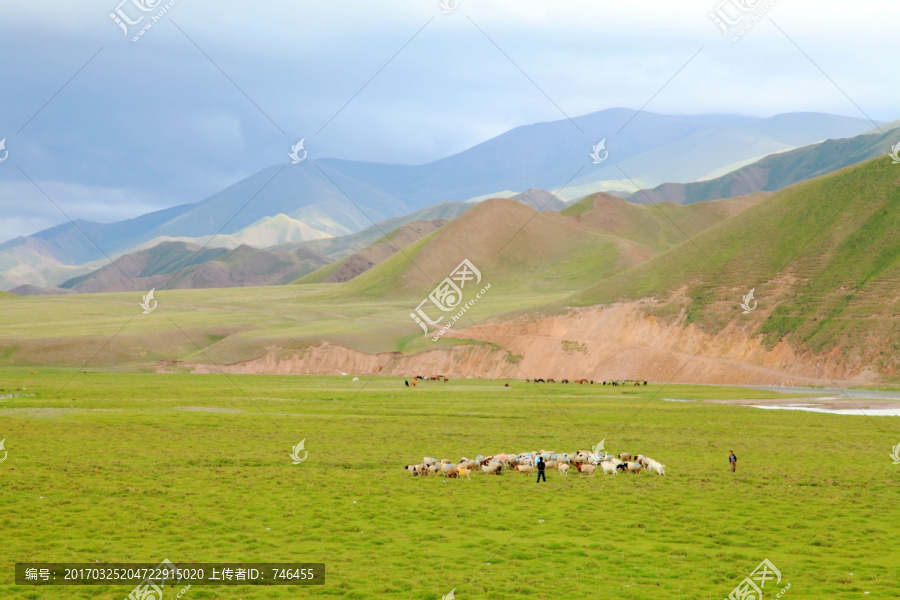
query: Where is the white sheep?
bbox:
[646,459,666,476]
[599,462,618,475]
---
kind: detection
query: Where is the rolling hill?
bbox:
[295,219,450,284]
[286,201,474,261]
[335,192,768,300]
[53,241,331,293]
[571,154,900,376]
[560,191,769,252]
[507,188,566,212]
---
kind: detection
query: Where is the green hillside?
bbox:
[295,219,449,285]
[287,201,473,261]
[335,193,767,301]
[625,128,899,204]
[561,192,768,252]
[339,198,655,300]
[573,155,900,372]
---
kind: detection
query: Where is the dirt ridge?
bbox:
[159,301,876,386]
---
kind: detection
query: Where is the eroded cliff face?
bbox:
[159,299,880,387]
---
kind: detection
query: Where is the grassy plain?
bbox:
[1,370,897,599]
[0,285,564,368]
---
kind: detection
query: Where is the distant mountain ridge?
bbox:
[0,109,892,289]
[623,127,900,204]
[52,241,331,293]
[0,108,870,264]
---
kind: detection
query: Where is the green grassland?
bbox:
[1,370,897,599]
[0,284,567,368]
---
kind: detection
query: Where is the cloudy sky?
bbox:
[0,0,897,243]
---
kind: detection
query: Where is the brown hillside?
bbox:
[60,242,330,292]
[321,219,448,283]
[510,188,567,212]
[347,197,657,299]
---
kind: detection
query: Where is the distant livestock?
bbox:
[407,447,667,480]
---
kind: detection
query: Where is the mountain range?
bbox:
[1,109,883,292]
[1,150,898,383]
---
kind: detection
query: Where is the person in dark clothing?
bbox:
[536,457,546,482]
[729,450,737,473]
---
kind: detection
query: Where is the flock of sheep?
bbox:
[405,450,666,478]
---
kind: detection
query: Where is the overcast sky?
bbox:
[0,0,897,243]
